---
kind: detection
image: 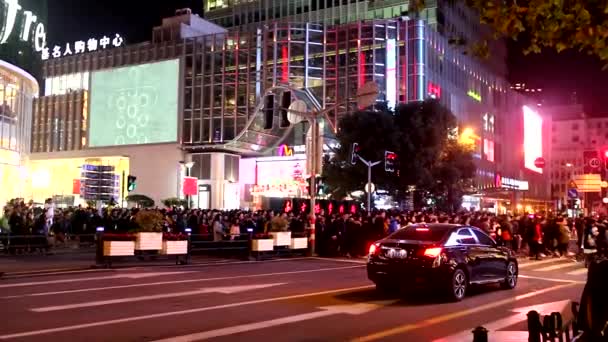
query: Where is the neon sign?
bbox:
[385,39,396,109]
[467,90,482,102]
[42,34,124,60]
[428,82,441,98]
[277,144,293,157]
[0,0,47,51]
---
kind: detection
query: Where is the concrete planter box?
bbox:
[135,232,163,250]
[162,240,188,255]
[103,241,135,256]
[270,231,291,246]
[290,237,308,249]
[251,239,274,251]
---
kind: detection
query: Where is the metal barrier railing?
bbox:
[0,233,97,255]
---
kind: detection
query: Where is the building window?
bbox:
[572,136,579,143]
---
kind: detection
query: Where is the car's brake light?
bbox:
[424,247,442,258]
[416,228,430,231]
[369,243,380,256]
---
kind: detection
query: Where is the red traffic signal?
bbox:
[385,151,397,172]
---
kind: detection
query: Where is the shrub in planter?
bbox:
[163,233,188,241]
[134,210,164,233]
[252,233,274,251]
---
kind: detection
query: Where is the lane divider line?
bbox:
[0,285,375,340]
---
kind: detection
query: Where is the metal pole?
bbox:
[367,163,372,214]
[309,117,317,256]
[121,170,125,208]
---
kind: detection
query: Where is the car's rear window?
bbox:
[389,226,452,242]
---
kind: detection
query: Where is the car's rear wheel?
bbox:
[501,261,518,289]
[449,269,467,301]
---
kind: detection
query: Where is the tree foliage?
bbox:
[324,99,476,211]
[323,109,400,199]
[125,194,155,208]
[466,0,608,62]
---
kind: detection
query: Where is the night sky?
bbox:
[47,0,608,114]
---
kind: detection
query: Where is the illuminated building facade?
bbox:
[0,60,38,208]
[28,9,548,210]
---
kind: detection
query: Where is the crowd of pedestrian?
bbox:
[3,198,607,259]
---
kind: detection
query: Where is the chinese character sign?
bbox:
[41,33,124,60]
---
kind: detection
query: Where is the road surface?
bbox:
[0,257,586,341]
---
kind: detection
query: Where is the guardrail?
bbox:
[0,233,96,255]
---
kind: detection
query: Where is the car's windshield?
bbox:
[389,225,452,242]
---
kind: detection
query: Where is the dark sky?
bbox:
[48,0,608,114]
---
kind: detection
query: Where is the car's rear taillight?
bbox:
[369,243,380,256]
[423,247,442,258]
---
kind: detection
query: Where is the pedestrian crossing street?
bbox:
[517,256,587,276]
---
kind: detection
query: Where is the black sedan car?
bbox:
[367,223,518,301]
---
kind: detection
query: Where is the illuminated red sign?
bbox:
[72,179,81,195]
[284,200,292,213]
[428,82,441,98]
[182,177,198,195]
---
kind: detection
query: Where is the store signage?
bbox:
[428,82,441,98]
[250,182,304,196]
[41,33,124,60]
[502,177,529,190]
[385,38,397,109]
[277,144,293,157]
[0,0,46,51]
[467,90,482,102]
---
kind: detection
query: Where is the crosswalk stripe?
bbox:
[535,262,579,272]
[567,268,588,276]
[518,258,564,268]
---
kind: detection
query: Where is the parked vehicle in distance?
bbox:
[367,223,518,301]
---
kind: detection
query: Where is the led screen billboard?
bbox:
[523,105,543,173]
[89,59,179,147]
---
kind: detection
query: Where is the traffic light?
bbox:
[263,94,275,130]
[385,151,397,172]
[127,175,137,192]
[279,91,291,128]
[351,143,360,165]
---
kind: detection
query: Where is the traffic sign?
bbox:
[534,157,546,168]
[589,157,601,168]
[568,188,579,199]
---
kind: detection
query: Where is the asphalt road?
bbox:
[0,257,586,342]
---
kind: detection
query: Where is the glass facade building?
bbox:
[30,11,549,209]
[0,59,38,207]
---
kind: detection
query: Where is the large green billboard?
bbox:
[89,59,179,147]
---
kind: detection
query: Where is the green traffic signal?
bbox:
[127,175,137,192]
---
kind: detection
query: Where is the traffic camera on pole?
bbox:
[384,151,397,172]
[263,94,275,129]
[351,143,360,165]
[279,91,291,127]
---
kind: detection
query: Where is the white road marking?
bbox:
[351,283,578,342]
[535,262,579,272]
[567,268,588,276]
[0,271,195,289]
[0,284,374,340]
[518,258,565,268]
[151,301,397,342]
[518,274,585,284]
[2,265,363,299]
[433,300,570,341]
[30,283,286,312]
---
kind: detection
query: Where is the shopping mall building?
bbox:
[14,2,550,211]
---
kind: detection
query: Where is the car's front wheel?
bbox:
[501,261,518,289]
[448,269,467,301]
